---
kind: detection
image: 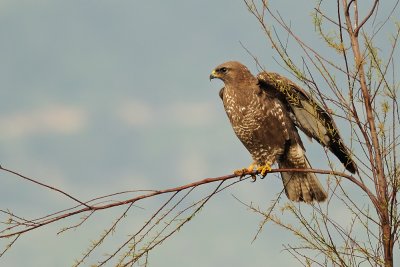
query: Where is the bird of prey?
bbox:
[210,61,357,203]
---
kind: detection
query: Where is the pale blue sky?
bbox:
[0,0,398,266]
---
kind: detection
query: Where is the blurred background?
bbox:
[0,0,398,266]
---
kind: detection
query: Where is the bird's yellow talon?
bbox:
[257,162,272,176]
[234,162,257,178]
[233,168,249,177]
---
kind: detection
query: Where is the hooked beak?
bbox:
[209,69,218,81]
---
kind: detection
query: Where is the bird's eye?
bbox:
[219,67,227,73]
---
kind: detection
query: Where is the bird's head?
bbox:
[209,61,254,85]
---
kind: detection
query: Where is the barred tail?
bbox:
[279,155,327,203]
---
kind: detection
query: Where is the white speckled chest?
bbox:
[222,85,290,165]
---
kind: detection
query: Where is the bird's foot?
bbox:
[233,168,251,177]
[257,162,272,177]
[234,162,257,181]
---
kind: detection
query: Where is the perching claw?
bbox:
[233,162,257,179]
[257,162,272,177]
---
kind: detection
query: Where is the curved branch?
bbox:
[0,167,373,239]
[354,0,379,37]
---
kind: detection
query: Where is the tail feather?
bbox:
[329,139,358,174]
[279,157,327,203]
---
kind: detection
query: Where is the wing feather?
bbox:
[257,72,357,173]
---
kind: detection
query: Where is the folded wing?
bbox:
[257,72,357,174]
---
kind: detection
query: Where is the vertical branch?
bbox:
[342,0,386,209]
[342,0,391,266]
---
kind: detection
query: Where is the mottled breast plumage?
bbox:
[222,81,290,166]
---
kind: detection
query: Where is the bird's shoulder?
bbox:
[256,71,311,107]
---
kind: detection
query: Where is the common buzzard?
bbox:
[210,61,357,203]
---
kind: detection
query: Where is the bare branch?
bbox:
[354,0,379,37]
[0,166,91,208]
